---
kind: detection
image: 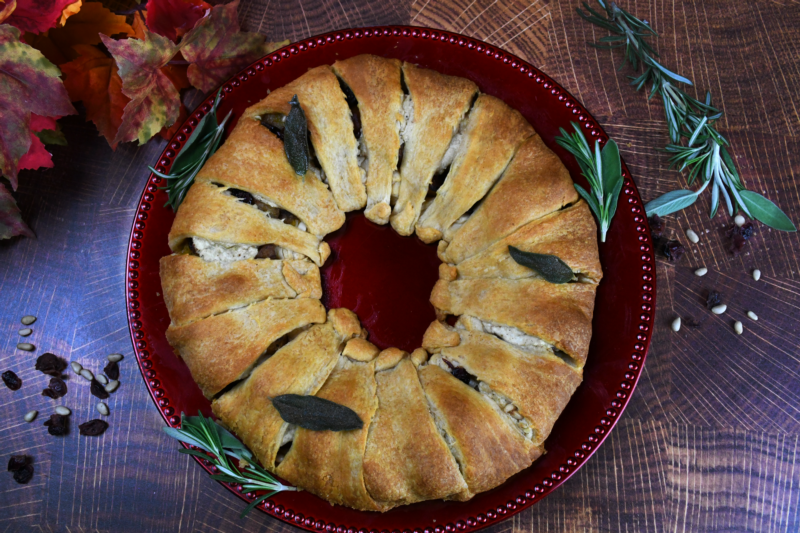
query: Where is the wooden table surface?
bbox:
[2,0,800,531]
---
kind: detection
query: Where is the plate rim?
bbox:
[125,24,656,532]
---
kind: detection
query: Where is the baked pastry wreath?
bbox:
[160,54,602,511]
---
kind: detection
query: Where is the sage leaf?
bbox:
[644,187,703,217]
[260,113,285,140]
[284,95,309,177]
[739,190,797,231]
[600,139,622,199]
[272,394,363,431]
[508,246,574,284]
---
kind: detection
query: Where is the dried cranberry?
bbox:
[44,414,69,436]
[661,239,685,262]
[90,379,109,400]
[8,455,34,484]
[2,370,21,391]
[683,316,702,328]
[42,377,67,399]
[706,291,722,310]
[726,222,756,256]
[450,366,473,385]
[647,215,664,241]
[103,361,119,381]
[35,353,67,377]
[13,464,34,484]
[79,419,109,436]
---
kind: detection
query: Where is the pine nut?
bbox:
[711,304,727,315]
[24,410,38,423]
[734,215,745,227]
[96,403,109,416]
[752,269,761,281]
[17,343,34,351]
[503,403,515,413]
[104,380,119,393]
[694,267,708,277]
[19,328,32,336]
[107,354,124,363]
[734,321,744,335]
[80,369,94,381]
[747,311,758,321]
[55,406,71,416]
[96,374,108,385]
[685,229,700,243]
[70,361,82,374]
[671,317,681,332]
[21,315,36,325]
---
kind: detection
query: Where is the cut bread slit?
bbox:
[336,77,363,140]
[275,426,296,465]
[259,113,286,140]
[423,394,466,478]
[223,188,307,230]
[456,315,555,356]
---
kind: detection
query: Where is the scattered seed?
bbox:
[96,374,108,385]
[752,269,761,281]
[104,380,119,393]
[80,369,94,381]
[685,229,700,244]
[107,354,124,363]
[18,328,32,337]
[96,403,109,416]
[711,304,728,315]
[54,406,71,416]
[17,343,34,352]
[694,267,708,277]
[24,410,38,423]
[671,317,681,332]
[734,321,744,335]
[2,370,22,391]
[70,361,82,374]
[21,316,36,326]
[747,311,758,321]
[735,215,746,227]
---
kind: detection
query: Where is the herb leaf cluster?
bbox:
[555,122,623,242]
[151,90,232,211]
[163,412,295,517]
[577,0,795,232]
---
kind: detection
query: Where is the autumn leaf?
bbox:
[61,44,129,148]
[22,31,68,65]
[101,27,181,145]
[48,2,133,51]
[181,0,281,93]
[0,182,34,239]
[159,102,187,140]
[59,0,82,25]
[18,114,58,171]
[0,0,16,24]
[4,0,77,33]
[146,0,210,43]
[131,10,146,40]
[0,25,75,188]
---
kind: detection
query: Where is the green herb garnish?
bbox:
[284,95,309,177]
[151,90,232,211]
[577,0,796,232]
[272,394,363,431]
[163,412,295,517]
[555,122,622,243]
[508,246,574,284]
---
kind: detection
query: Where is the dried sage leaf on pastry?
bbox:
[272,394,363,431]
[284,95,309,177]
[508,246,574,284]
[260,113,286,140]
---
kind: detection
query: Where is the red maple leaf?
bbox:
[0,25,75,188]
[145,0,210,43]
[18,114,58,170]
[5,0,77,34]
[0,182,34,239]
[181,0,278,93]
[101,27,181,145]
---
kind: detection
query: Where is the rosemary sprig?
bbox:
[578,0,796,232]
[150,90,232,211]
[163,412,296,518]
[555,122,623,242]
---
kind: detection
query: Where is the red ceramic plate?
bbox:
[126,26,656,532]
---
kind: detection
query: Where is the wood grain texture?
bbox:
[2,0,800,530]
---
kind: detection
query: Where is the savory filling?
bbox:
[457,316,554,355]
[337,78,362,140]
[357,136,369,179]
[399,92,414,148]
[192,237,258,262]
[224,188,306,229]
[437,115,467,174]
[259,113,286,140]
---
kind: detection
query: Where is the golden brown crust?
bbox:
[374,347,405,371]
[276,357,382,511]
[422,320,461,353]
[418,364,542,494]
[454,201,603,283]
[416,95,534,243]
[159,254,321,327]
[196,116,344,236]
[441,134,578,264]
[250,66,367,212]
[329,307,364,339]
[433,329,583,446]
[332,55,403,225]
[344,338,381,362]
[363,358,470,506]
[429,278,596,366]
[410,347,429,367]
[211,319,350,469]
[390,63,478,236]
[168,180,327,266]
[165,298,326,398]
